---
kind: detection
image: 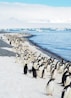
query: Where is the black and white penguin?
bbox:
[47,63,51,72]
[64,74,71,87]
[32,66,37,78]
[58,63,64,74]
[61,82,71,98]
[46,78,55,96]
[69,65,71,73]
[37,64,44,78]
[41,67,48,79]
[23,64,28,74]
[51,64,57,79]
[58,59,65,73]
[10,41,11,45]
[61,70,69,86]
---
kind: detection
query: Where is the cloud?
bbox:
[0,2,71,28]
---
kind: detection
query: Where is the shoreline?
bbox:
[28,35,69,62]
[0,32,70,62]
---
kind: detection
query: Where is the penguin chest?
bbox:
[43,69,48,79]
[34,62,38,69]
[64,88,71,98]
[47,65,50,72]
[69,67,71,73]
[28,63,33,70]
[64,77,71,87]
[59,66,64,73]
[46,82,54,95]
[67,89,71,98]
[37,66,44,78]
[51,70,57,79]
[39,60,43,65]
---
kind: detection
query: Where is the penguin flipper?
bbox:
[61,90,65,98]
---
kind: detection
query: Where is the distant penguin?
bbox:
[46,78,55,96]
[37,64,44,78]
[47,64,51,72]
[64,75,71,87]
[23,64,28,74]
[41,68,45,78]
[41,67,48,79]
[61,82,71,98]
[58,63,64,74]
[51,64,57,79]
[10,41,11,45]
[61,70,69,86]
[28,62,33,71]
[69,65,71,73]
[32,66,37,78]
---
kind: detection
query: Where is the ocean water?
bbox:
[28,30,71,61]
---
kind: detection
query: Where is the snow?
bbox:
[0,57,63,98]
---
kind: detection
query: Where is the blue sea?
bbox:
[27,30,71,61]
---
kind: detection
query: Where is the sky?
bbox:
[0,0,71,7]
[0,1,71,28]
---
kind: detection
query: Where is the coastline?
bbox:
[0,32,69,62]
[28,35,69,62]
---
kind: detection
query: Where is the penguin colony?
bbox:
[4,33,71,98]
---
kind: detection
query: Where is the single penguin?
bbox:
[51,64,57,79]
[69,65,71,73]
[32,66,37,78]
[61,82,71,98]
[10,41,11,45]
[61,70,69,86]
[47,63,51,72]
[58,63,64,74]
[41,67,48,79]
[37,65,44,78]
[23,64,28,74]
[46,78,55,96]
[64,74,71,87]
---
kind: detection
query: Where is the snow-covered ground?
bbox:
[0,34,63,98]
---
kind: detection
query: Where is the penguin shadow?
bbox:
[36,90,54,97]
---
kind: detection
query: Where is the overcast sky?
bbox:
[0,2,71,28]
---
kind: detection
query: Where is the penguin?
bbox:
[64,74,71,87]
[61,70,69,86]
[69,65,71,73]
[63,66,69,73]
[42,67,48,79]
[61,82,71,98]
[28,62,34,77]
[23,64,28,74]
[32,66,37,78]
[41,68,45,78]
[51,64,57,79]
[37,64,44,78]
[28,62,33,71]
[10,41,11,45]
[47,64,51,72]
[58,63,64,74]
[46,78,55,96]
